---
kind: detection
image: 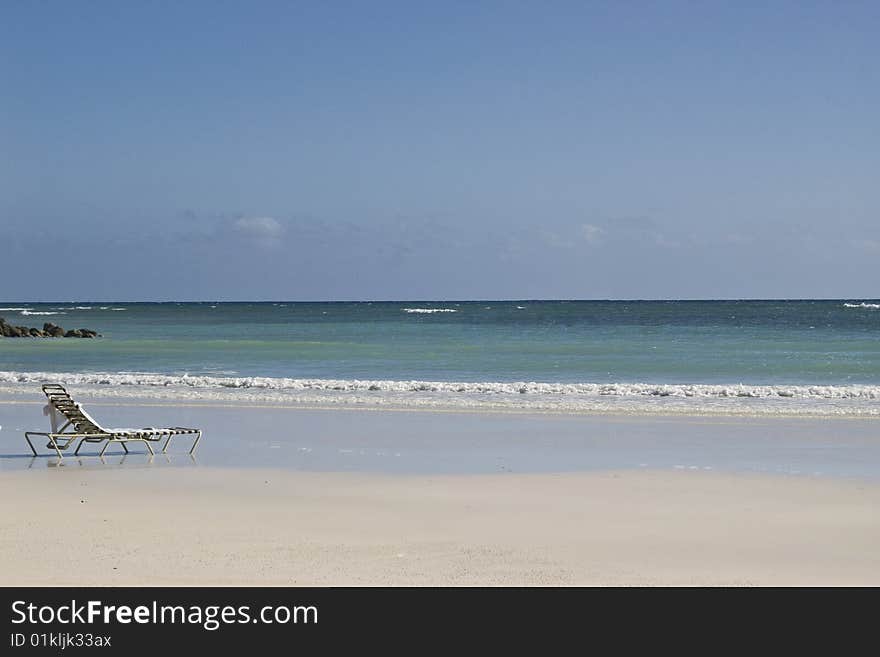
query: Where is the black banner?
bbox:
[0,586,867,652]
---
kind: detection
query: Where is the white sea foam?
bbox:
[402,308,458,314]
[20,310,64,316]
[2,370,879,399]
[844,302,880,309]
[0,307,32,311]
[1,371,879,418]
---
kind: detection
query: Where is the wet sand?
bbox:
[3,395,880,477]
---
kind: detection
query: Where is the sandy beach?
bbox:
[2,392,879,586]
[1,466,878,586]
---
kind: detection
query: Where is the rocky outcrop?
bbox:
[63,329,97,338]
[0,317,101,338]
[44,322,66,337]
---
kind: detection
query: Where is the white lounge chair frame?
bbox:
[24,384,202,459]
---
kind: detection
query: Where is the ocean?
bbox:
[1,300,879,416]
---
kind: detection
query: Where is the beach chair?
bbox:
[24,384,202,459]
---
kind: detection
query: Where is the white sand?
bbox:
[2,466,878,586]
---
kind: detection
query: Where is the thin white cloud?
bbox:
[850,238,880,253]
[233,216,284,247]
[602,216,685,249]
[234,216,283,237]
[722,233,753,245]
[540,230,575,249]
[653,234,681,249]
[580,223,604,244]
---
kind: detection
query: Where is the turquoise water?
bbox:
[1,300,879,386]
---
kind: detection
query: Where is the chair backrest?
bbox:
[41,384,107,435]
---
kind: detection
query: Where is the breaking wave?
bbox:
[402,308,458,314]
[843,302,880,309]
[1,371,879,417]
[19,310,64,316]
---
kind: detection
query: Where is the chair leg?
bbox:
[99,440,112,457]
[162,434,173,453]
[122,442,130,454]
[47,435,64,460]
[24,432,37,457]
[144,440,154,456]
[189,431,202,456]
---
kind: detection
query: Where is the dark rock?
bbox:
[0,317,99,338]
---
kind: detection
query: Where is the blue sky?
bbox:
[1,1,878,300]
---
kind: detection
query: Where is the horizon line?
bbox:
[2,297,878,304]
